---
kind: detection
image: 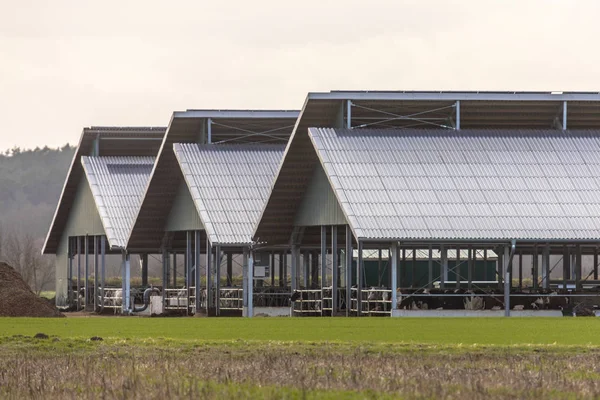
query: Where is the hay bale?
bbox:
[0,262,64,317]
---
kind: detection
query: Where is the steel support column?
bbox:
[321,225,327,289]
[226,253,233,286]
[347,100,352,129]
[595,247,599,281]
[542,244,550,289]
[455,100,461,130]
[242,247,249,317]
[331,226,338,315]
[215,245,222,316]
[76,237,81,311]
[248,251,254,318]
[441,245,447,290]
[345,226,353,316]
[532,246,539,289]
[455,247,461,290]
[563,245,570,289]
[172,253,176,288]
[503,245,510,317]
[427,245,433,289]
[291,245,298,292]
[575,244,582,290]
[467,246,473,290]
[279,252,284,287]
[100,236,105,310]
[84,235,89,309]
[563,101,568,130]
[356,241,363,316]
[141,254,148,287]
[206,237,212,313]
[93,236,99,311]
[391,242,398,310]
[195,230,201,314]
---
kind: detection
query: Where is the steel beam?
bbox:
[441,245,447,290]
[226,253,233,286]
[345,225,353,316]
[172,252,176,288]
[468,246,473,290]
[321,225,327,289]
[248,251,254,318]
[84,235,89,309]
[206,237,212,313]
[303,251,309,288]
[356,241,363,316]
[532,246,538,289]
[100,236,105,310]
[207,117,212,143]
[347,100,352,129]
[563,101,568,130]
[141,253,148,287]
[455,247,461,290]
[391,242,398,310]
[575,244,582,290]
[542,244,550,289]
[427,245,433,289]
[242,247,249,317]
[331,226,338,315]
[503,245,510,317]
[195,230,201,314]
[94,236,98,311]
[595,247,599,281]
[291,245,298,292]
[215,245,222,316]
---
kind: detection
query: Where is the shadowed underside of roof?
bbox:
[81,156,154,249]
[309,127,600,242]
[174,143,284,246]
[42,127,165,254]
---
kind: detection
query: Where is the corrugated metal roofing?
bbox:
[174,143,284,245]
[81,156,154,249]
[309,128,600,241]
[42,126,165,254]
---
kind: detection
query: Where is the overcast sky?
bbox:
[1,1,599,150]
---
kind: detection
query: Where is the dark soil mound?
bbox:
[0,262,64,317]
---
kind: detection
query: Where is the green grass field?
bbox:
[2,317,600,345]
[3,317,600,399]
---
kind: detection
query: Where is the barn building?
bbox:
[42,127,165,309]
[254,91,600,317]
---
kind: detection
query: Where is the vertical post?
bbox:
[172,253,176,288]
[345,225,353,316]
[195,230,201,314]
[518,251,523,290]
[503,245,510,317]
[207,117,212,143]
[532,246,538,289]
[356,241,363,316]
[472,247,477,286]
[226,253,233,286]
[427,245,433,289]
[242,247,249,317]
[215,245,221,316]
[331,226,338,315]
[141,254,148,287]
[67,238,73,306]
[411,248,416,288]
[483,249,488,281]
[93,236,98,311]
[122,252,131,314]
[84,235,89,309]
[248,251,254,318]
[303,251,309,288]
[186,231,192,314]
[542,244,550,289]
[311,251,319,287]
[563,101,567,130]
[455,100,461,130]
[162,248,167,308]
[401,248,406,288]
[377,249,382,287]
[76,237,81,311]
[467,246,473,290]
[321,225,327,289]
[455,246,461,290]
[563,245,570,290]
[270,252,276,287]
[346,100,352,129]
[575,244,582,291]
[391,242,398,311]
[100,236,105,309]
[279,252,284,287]
[441,245,447,290]
[594,247,599,281]
[206,237,212,313]
[291,245,298,292]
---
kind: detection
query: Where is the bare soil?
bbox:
[0,262,63,317]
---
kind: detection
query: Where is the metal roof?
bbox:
[81,156,154,249]
[309,127,600,242]
[42,127,165,254]
[174,143,284,246]
[254,91,600,245]
[127,110,298,251]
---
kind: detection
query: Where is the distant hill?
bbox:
[0,145,74,238]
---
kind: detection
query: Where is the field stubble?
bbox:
[2,337,600,399]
